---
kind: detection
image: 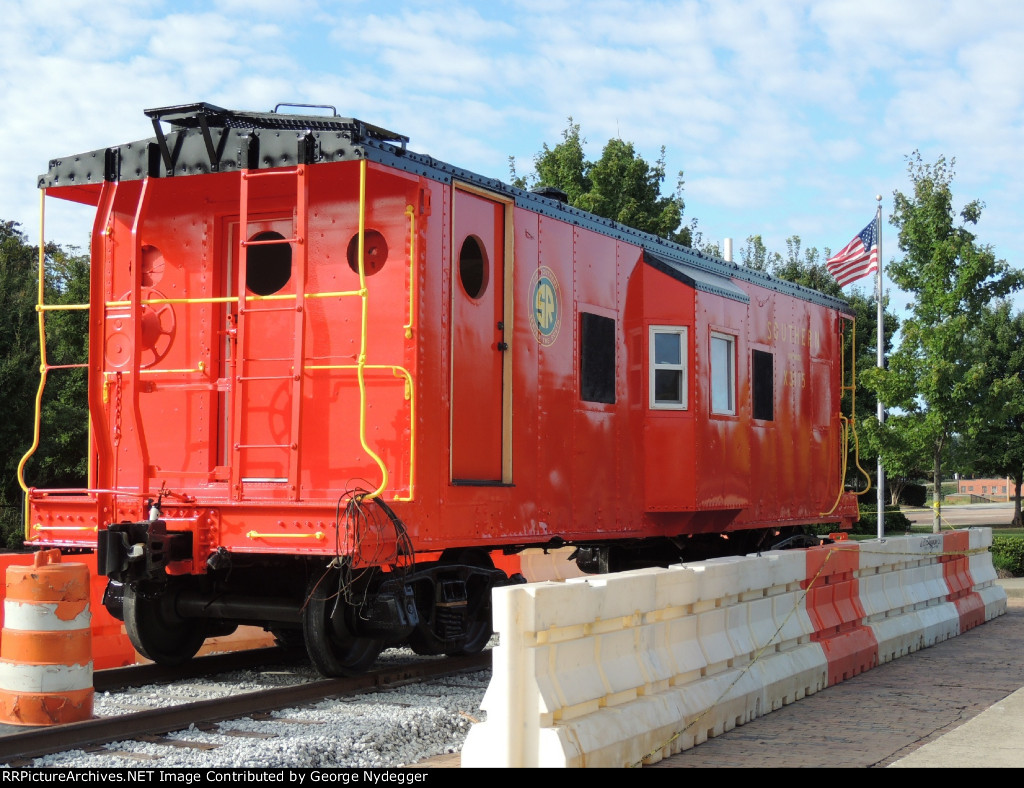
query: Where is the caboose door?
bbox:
[450,187,511,484]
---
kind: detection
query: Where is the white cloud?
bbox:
[0,0,1022,300]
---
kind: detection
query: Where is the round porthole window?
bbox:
[458,236,488,299]
[346,229,389,276]
[246,231,292,295]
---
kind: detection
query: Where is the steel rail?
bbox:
[0,651,490,763]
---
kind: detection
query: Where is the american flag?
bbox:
[826,217,879,287]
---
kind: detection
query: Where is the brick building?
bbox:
[958,477,1013,501]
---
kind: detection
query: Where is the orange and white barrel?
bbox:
[0,549,93,725]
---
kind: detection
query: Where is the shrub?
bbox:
[991,535,1024,577]
[900,483,927,507]
[854,506,911,535]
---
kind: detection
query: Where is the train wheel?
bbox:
[442,549,496,656]
[301,570,384,677]
[123,581,207,666]
[406,572,446,656]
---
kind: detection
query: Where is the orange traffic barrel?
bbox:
[0,549,93,725]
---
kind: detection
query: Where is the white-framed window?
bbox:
[649,326,688,409]
[710,331,736,415]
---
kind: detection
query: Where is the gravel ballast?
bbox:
[19,650,490,769]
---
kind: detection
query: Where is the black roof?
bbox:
[39,102,853,315]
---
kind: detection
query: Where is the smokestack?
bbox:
[724,238,733,262]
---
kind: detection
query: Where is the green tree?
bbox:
[771,235,842,295]
[862,152,1024,533]
[0,221,90,548]
[511,120,591,205]
[35,244,90,488]
[0,221,41,547]
[738,234,780,272]
[965,301,1024,526]
[860,410,931,505]
[511,119,694,245]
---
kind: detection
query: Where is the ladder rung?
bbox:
[237,375,294,382]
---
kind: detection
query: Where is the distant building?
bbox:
[958,477,1012,501]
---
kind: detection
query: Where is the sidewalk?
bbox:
[888,576,1024,768]
[650,577,1024,769]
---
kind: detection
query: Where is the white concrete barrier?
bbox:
[462,528,1007,768]
[968,528,1009,619]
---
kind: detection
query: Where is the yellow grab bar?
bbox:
[37,303,89,312]
[105,289,366,309]
[304,363,416,501]
[32,525,99,533]
[246,531,326,540]
[820,315,872,517]
[18,191,50,513]
[404,205,416,339]
[354,159,390,500]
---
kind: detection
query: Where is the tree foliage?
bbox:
[0,221,89,548]
[861,152,1024,532]
[0,221,41,546]
[964,301,1024,526]
[737,235,779,272]
[511,119,694,245]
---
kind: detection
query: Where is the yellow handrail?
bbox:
[104,363,206,378]
[247,530,326,540]
[17,192,51,538]
[104,290,365,308]
[844,315,872,495]
[23,166,417,513]
[37,303,89,311]
[32,525,98,533]
[355,159,389,500]
[821,315,871,517]
[404,205,416,339]
[305,363,416,501]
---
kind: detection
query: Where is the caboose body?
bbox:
[25,103,858,674]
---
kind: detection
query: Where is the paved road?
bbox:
[899,501,1018,529]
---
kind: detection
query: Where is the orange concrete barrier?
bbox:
[0,550,94,725]
[804,543,877,686]
[942,530,985,632]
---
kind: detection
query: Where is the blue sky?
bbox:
[3,0,1023,315]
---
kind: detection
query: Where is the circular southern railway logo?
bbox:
[530,266,561,346]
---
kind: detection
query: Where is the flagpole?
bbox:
[875,196,885,538]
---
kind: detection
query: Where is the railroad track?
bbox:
[1,650,491,766]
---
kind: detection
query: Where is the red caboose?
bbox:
[23,103,858,675]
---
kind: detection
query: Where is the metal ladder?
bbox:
[230,164,310,501]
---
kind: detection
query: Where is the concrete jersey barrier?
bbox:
[461,528,1007,768]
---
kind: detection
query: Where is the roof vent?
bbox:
[531,186,569,204]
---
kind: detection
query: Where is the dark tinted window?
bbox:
[581,312,616,404]
[752,349,774,421]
